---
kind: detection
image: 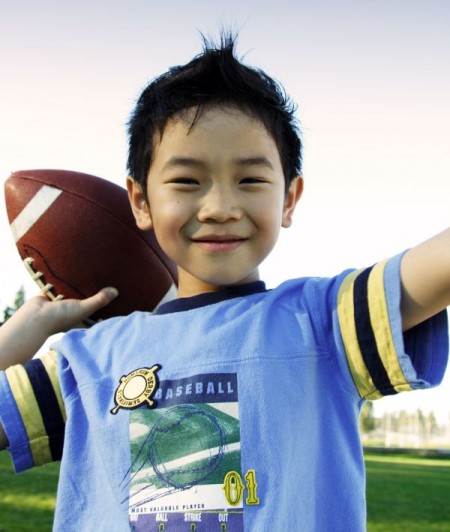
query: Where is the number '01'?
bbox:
[223,470,260,506]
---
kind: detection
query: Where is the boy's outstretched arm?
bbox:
[401,227,450,331]
[0,287,118,450]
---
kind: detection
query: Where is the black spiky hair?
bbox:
[127,31,302,191]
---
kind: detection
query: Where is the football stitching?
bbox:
[22,243,85,299]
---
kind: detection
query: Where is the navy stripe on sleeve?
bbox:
[24,358,65,460]
[353,267,397,396]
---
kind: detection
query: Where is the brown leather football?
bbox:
[4,169,178,321]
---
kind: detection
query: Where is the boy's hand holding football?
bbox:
[0,287,118,370]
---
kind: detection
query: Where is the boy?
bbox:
[0,34,449,531]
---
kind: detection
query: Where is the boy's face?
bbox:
[128,106,302,297]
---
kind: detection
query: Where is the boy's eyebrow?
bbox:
[233,156,275,170]
[162,156,275,170]
[162,157,204,170]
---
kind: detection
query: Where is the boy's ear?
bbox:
[282,176,303,228]
[126,176,153,230]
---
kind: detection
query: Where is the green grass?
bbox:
[366,453,450,531]
[0,452,59,532]
[0,450,449,530]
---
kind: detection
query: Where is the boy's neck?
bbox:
[175,268,262,299]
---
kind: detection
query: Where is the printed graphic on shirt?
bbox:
[111,365,161,415]
[122,373,250,531]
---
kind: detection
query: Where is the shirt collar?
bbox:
[155,281,267,315]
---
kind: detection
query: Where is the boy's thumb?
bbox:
[100,287,119,302]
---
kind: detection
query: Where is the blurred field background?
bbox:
[0,451,449,531]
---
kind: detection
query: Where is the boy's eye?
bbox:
[169,177,199,185]
[240,177,267,185]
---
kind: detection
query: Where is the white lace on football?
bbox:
[23,257,65,301]
[23,256,98,327]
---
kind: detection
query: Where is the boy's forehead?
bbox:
[154,105,273,147]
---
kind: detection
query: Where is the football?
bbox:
[4,169,178,322]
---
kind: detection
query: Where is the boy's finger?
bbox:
[88,287,119,308]
[99,287,119,302]
[72,288,119,329]
[77,287,119,317]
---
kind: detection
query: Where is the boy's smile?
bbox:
[128,106,302,297]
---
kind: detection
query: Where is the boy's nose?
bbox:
[197,187,243,223]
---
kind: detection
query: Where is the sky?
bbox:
[0,0,449,422]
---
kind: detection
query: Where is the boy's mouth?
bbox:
[191,234,247,251]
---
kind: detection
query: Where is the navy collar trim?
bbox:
[155,281,268,314]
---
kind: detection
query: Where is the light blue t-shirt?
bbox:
[0,254,448,531]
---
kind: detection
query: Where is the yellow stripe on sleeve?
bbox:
[367,260,413,393]
[337,270,383,400]
[4,364,52,466]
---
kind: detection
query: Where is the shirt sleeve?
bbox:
[0,349,66,472]
[335,253,449,400]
